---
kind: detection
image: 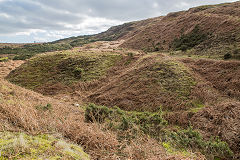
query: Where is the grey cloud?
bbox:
[0,0,237,42]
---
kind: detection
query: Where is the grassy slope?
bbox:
[120,1,240,58]
[6,49,200,112]
[6,46,240,158]
[0,61,120,159]
[0,60,196,160]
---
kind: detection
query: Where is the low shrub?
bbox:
[171,25,207,51]
[85,104,233,159]
[85,104,167,137]
[164,126,233,159]
[73,67,83,79]
[224,53,232,60]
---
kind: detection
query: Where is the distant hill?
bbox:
[54,1,240,59]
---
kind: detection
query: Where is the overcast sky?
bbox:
[0,0,238,43]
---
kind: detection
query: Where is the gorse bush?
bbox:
[85,104,233,159]
[85,104,167,137]
[85,104,113,123]
[171,25,207,51]
[73,67,83,79]
[164,126,233,159]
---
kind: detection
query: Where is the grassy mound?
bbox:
[7,50,121,95]
[88,55,197,112]
[0,132,89,160]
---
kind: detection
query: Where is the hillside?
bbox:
[1,1,239,62]
[5,40,240,159]
[53,1,240,59]
[1,58,207,160]
[121,1,240,53]
[1,1,240,160]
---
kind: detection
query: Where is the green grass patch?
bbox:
[0,132,90,160]
[35,103,52,111]
[141,60,196,101]
[188,100,205,113]
[0,57,8,62]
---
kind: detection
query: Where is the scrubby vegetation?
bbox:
[0,43,72,60]
[171,25,207,51]
[85,104,167,138]
[164,127,233,159]
[85,104,233,159]
[224,53,232,60]
[0,132,90,159]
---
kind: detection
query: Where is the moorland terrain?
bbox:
[0,1,240,159]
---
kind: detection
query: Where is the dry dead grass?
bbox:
[181,58,240,101]
[2,49,240,159]
[192,101,240,159]
[0,77,122,159]
[1,60,194,159]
